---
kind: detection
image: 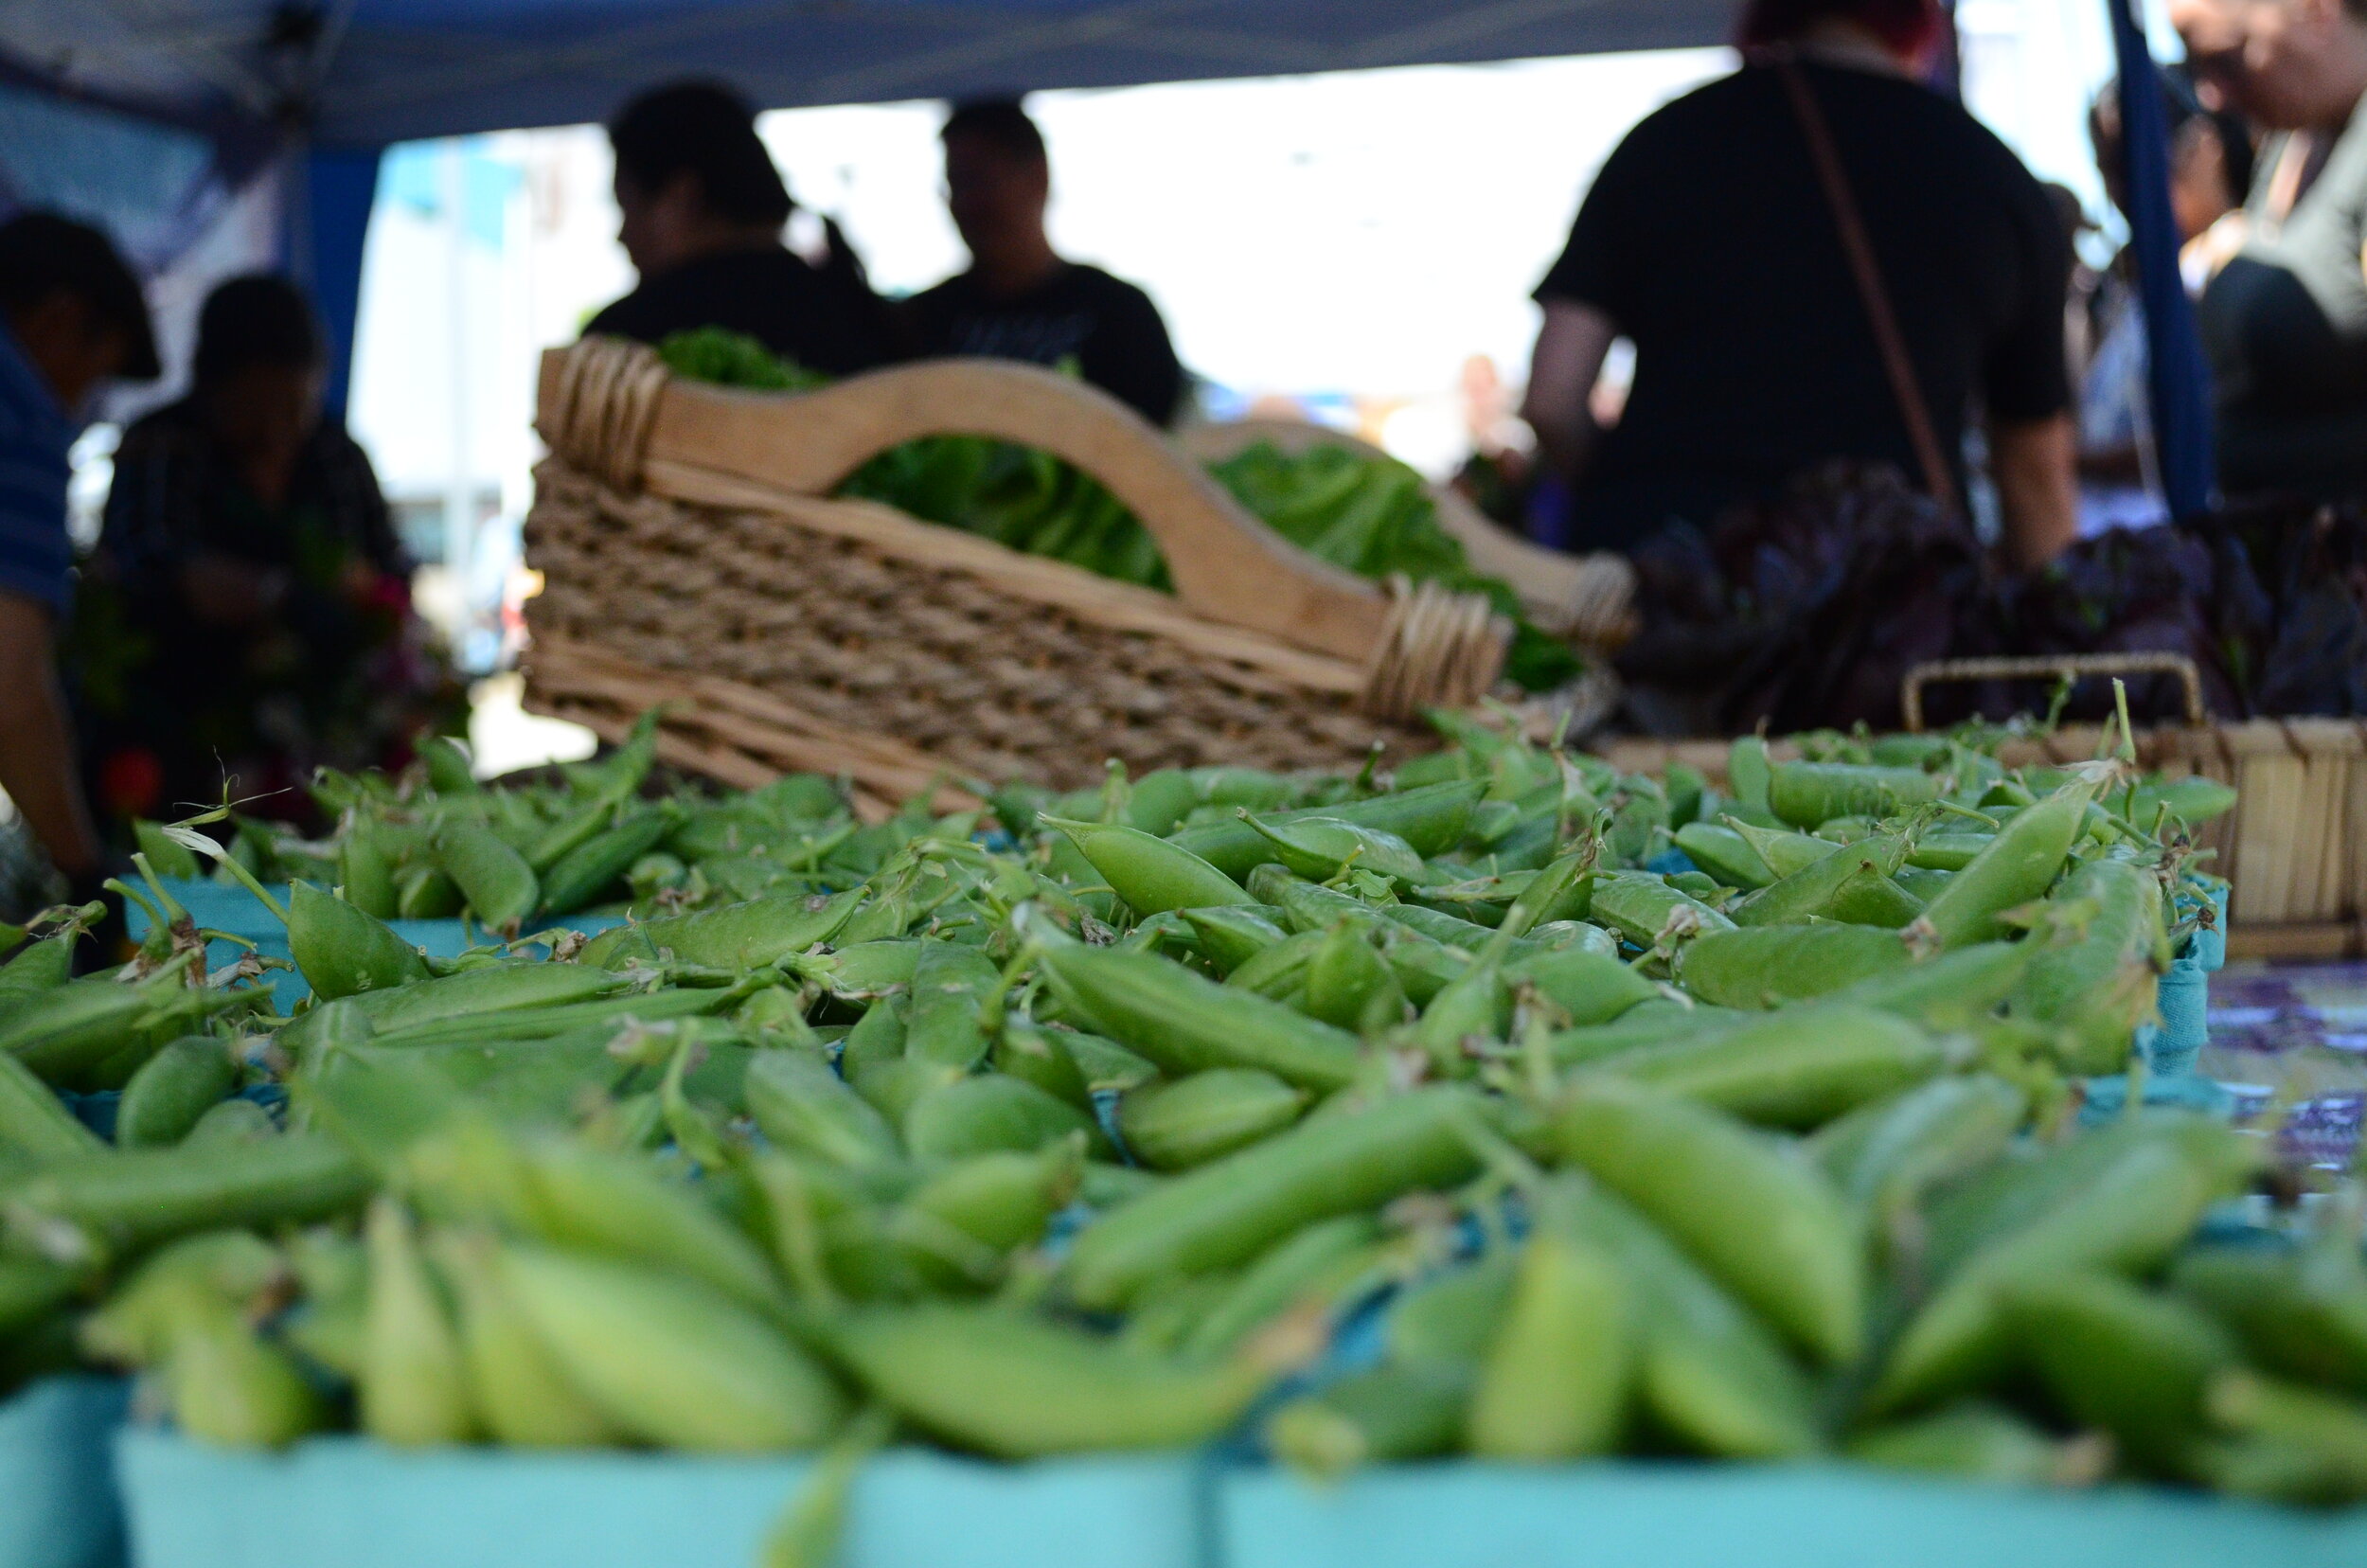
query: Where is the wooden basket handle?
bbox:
[1900,651,2209,733]
[540,341,1417,668]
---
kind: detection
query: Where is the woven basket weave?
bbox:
[524,338,1525,800]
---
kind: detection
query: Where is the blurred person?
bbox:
[587,80,894,375]
[75,275,454,830]
[2172,0,2256,113]
[907,98,1185,426]
[0,213,156,902]
[2077,75,2254,532]
[2194,0,2367,501]
[1522,0,2077,569]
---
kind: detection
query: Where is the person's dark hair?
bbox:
[941,98,1046,164]
[1735,0,1942,53]
[2092,74,2256,213]
[0,211,160,380]
[609,80,792,227]
[193,275,323,384]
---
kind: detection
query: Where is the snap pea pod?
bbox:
[579,889,863,971]
[2002,1271,2236,1477]
[1767,762,1942,828]
[903,1075,1102,1162]
[283,961,627,1058]
[432,1228,619,1447]
[1819,864,1925,929]
[0,1047,106,1162]
[115,1035,239,1149]
[1241,812,1430,884]
[1466,1221,1631,1460]
[1166,779,1483,880]
[2,1132,369,1255]
[828,1303,1271,1457]
[1727,737,1773,814]
[1673,824,1775,890]
[1267,1362,1472,1476]
[1177,906,1290,975]
[1554,1079,1862,1366]
[1304,923,1405,1033]
[1065,1086,1488,1310]
[2011,856,2165,1056]
[362,1196,475,1445]
[501,1243,844,1452]
[1675,925,1909,1009]
[746,1050,902,1170]
[1827,942,2030,1031]
[0,933,79,1001]
[1503,947,1659,1027]
[338,816,401,918]
[1117,1069,1308,1170]
[1846,1403,2098,1486]
[1037,945,1362,1092]
[2201,1372,2367,1505]
[1593,1003,1955,1130]
[1044,817,1258,917]
[1184,1214,1382,1358]
[1806,1074,2028,1223]
[351,983,726,1053]
[1913,783,2092,950]
[1732,834,1908,928]
[1725,818,1842,880]
[287,882,433,1000]
[539,811,675,916]
[433,820,540,935]
[2171,1243,2367,1399]
[1907,833,1995,872]
[1867,1118,2260,1416]
[1590,871,1735,949]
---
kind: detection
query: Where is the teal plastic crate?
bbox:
[0,1377,129,1568]
[124,880,625,1006]
[1218,1462,2367,1568]
[116,1433,1204,1568]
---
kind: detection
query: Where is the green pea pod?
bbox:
[1038,945,1362,1092]
[115,1035,238,1149]
[1767,762,1942,828]
[501,1243,844,1452]
[1595,1002,1954,1131]
[746,1050,902,1170]
[1906,832,1995,872]
[0,934,79,1001]
[837,996,909,1084]
[1549,1001,1750,1070]
[1186,1214,1382,1358]
[1732,834,1908,928]
[0,1256,82,1339]
[903,940,1000,1070]
[2128,775,2240,829]
[2002,1271,2236,1478]
[2171,1242,2367,1399]
[1554,1078,1862,1366]
[583,889,863,971]
[1117,1068,1308,1171]
[416,735,478,795]
[1724,818,1840,881]
[182,1097,277,1149]
[1560,1185,1822,1459]
[1673,824,1775,890]
[989,1022,1092,1110]
[1828,941,2031,1031]
[1043,817,1258,917]
[2201,1371,2367,1506]
[1177,905,1290,976]
[1816,864,1925,929]
[897,1138,1082,1262]
[1167,780,1483,881]
[431,1227,619,1446]
[1590,870,1735,949]
[0,1047,106,1162]
[1675,925,1909,1009]
[1846,1403,2098,1486]
[1119,769,1202,836]
[849,1056,965,1129]
[1412,949,1510,1066]
[3,1132,368,1256]
[1892,866,1953,903]
[903,1075,1103,1162]
[2012,856,2165,1025]
[363,985,731,1053]
[360,1197,476,1445]
[1066,1086,1486,1310]
[1389,1253,1518,1371]
[288,882,433,1001]
[1806,1074,2027,1224]
[433,820,540,935]
[338,816,401,919]
[813,939,922,998]
[150,1281,326,1447]
[1466,1223,1631,1460]
[1727,737,1773,814]
[1268,1361,1473,1477]
[1224,928,1326,1001]
[1504,947,1659,1027]
[829,1302,1269,1457]
[1868,1117,2261,1416]
[1374,929,1469,1007]
[511,1138,786,1316]
[539,811,675,917]
[1240,813,1430,885]
[395,864,464,919]
[1304,924,1404,1033]
[1913,782,2092,950]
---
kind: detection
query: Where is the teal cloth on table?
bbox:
[115,1434,1204,1568]
[1217,1462,2367,1568]
[0,1378,129,1568]
[124,879,624,1006]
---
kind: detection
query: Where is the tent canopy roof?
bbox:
[8,0,1736,146]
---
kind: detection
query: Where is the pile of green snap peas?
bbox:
[9,704,2367,1525]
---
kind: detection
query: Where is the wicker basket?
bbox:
[1601,655,2367,962]
[522,338,1566,807]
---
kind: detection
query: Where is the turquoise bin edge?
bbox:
[0,1377,129,1568]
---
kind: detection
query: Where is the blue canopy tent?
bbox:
[0,0,2214,510]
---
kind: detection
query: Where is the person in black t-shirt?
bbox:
[905,99,1184,426]
[1522,0,2075,567]
[585,80,894,377]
